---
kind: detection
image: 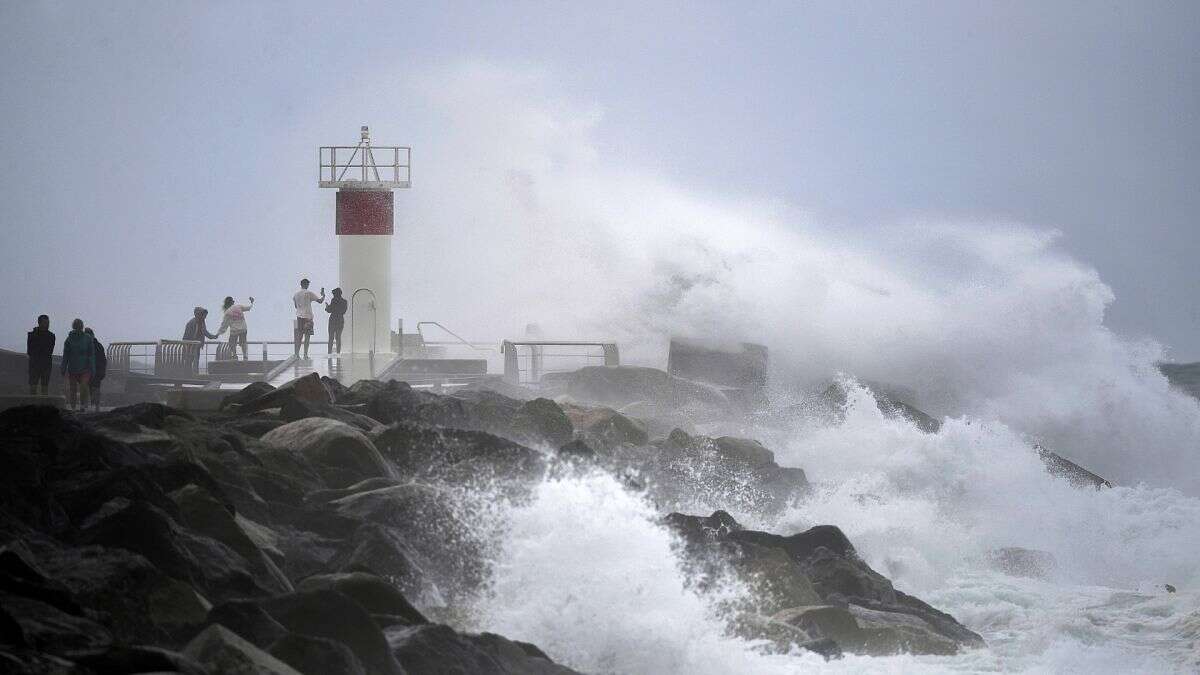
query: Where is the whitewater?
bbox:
[325,64,1200,672]
[466,382,1200,673]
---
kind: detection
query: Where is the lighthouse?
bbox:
[319,127,411,354]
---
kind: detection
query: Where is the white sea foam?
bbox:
[384,63,1200,671]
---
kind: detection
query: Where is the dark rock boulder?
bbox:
[386,623,579,675]
[269,632,366,675]
[34,544,210,645]
[304,477,401,506]
[337,379,392,406]
[665,511,983,656]
[324,523,434,604]
[70,645,210,675]
[222,417,287,439]
[1035,445,1112,489]
[219,381,277,411]
[205,599,289,648]
[370,422,546,484]
[512,397,574,447]
[329,484,487,595]
[296,573,428,627]
[170,484,293,595]
[75,499,269,602]
[182,624,303,675]
[230,373,333,416]
[256,589,404,675]
[0,591,112,655]
[260,418,396,489]
[279,397,381,433]
[561,404,648,448]
[365,380,470,427]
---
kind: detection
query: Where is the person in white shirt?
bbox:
[216,295,254,360]
[292,278,325,358]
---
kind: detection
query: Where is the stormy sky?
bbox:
[2,1,1198,359]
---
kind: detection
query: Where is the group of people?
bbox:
[24,279,352,414]
[184,278,350,361]
[26,315,107,411]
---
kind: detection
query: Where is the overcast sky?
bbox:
[2,1,1198,359]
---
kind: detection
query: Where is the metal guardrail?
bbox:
[108,338,340,377]
[500,341,619,385]
[319,145,411,189]
[417,322,493,352]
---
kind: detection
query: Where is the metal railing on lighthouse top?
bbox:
[319,126,411,189]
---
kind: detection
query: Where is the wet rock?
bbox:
[221,418,287,438]
[256,589,404,675]
[324,523,434,604]
[219,382,277,411]
[0,591,112,655]
[35,544,210,645]
[75,499,268,601]
[305,477,402,506]
[170,484,293,595]
[261,418,396,489]
[666,512,821,615]
[848,604,960,656]
[665,511,983,655]
[231,373,333,416]
[772,605,860,645]
[1035,444,1112,489]
[365,380,470,427]
[71,645,210,675]
[279,397,382,433]
[370,422,546,484]
[985,547,1057,579]
[638,431,808,515]
[296,572,427,626]
[562,404,648,448]
[565,365,728,411]
[386,623,579,675]
[337,379,391,406]
[269,632,366,675]
[205,599,289,648]
[330,484,486,595]
[512,397,574,447]
[182,624,303,675]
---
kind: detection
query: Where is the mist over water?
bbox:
[393,63,1200,496]
[397,64,1200,672]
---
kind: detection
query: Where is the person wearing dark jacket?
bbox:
[61,318,95,411]
[183,307,217,373]
[84,327,107,411]
[27,314,55,395]
[326,288,348,354]
[183,307,218,341]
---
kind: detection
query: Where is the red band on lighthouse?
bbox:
[336,190,394,235]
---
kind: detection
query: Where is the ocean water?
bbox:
[393,65,1200,672]
[465,384,1199,673]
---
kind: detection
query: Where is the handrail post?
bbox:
[502,340,518,385]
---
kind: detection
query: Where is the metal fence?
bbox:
[108,338,338,377]
[500,341,619,385]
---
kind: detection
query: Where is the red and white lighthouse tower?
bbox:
[319,127,411,354]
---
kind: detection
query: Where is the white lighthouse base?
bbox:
[338,234,392,355]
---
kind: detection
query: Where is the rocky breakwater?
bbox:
[0,375,577,674]
[1,371,985,671]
